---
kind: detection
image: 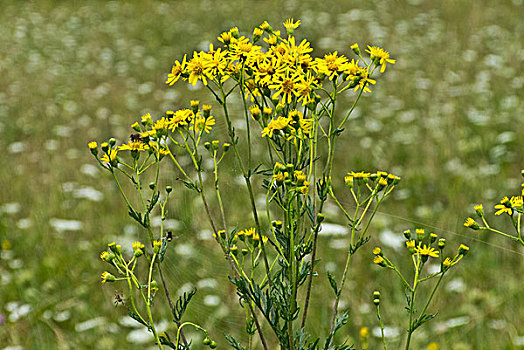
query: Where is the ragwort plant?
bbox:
[372,229,469,350]
[464,170,524,245]
[88,19,464,349]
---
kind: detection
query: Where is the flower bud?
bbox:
[149,182,156,190]
[416,228,425,241]
[88,141,98,156]
[438,238,446,250]
[153,240,162,254]
[403,229,412,240]
[230,27,239,39]
[222,143,230,152]
[429,233,438,244]
[464,217,480,230]
[190,100,200,114]
[203,337,211,346]
[210,341,217,349]
[166,186,173,194]
[150,280,159,290]
[474,204,484,217]
[204,142,211,150]
[101,142,109,153]
[230,246,239,257]
[372,247,382,256]
[458,244,469,256]
[260,21,273,33]
[131,122,142,132]
[316,213,325,224]
[101,271,116,283]
[373,255,387,267]
[350,43,360,55]
[272,220,283,229]
[373,291,381,299]
[109,138,116,147]
[212,140,220,150]
[253,27,263,43]
[202,104,212,118]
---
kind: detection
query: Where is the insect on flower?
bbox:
[129,133,142,142]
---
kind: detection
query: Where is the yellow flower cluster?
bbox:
[165,19,394,141]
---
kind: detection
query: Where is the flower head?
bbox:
[166,55,187,85]
[365,45,396,73]
[415,243,439,258]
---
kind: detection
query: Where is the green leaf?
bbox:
[327,272,339,297]
[172,289,197,322]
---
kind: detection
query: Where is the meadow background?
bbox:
[0,0,523,349]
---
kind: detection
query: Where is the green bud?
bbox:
[222,143,230,152]
[212,140,220,150]
[149,182,155,190]
[458,244,469,256]
[131,122,142,132]
[438,238,446,250]
[109,138,116,147]
[272,221,282,229]
[204,142,211,150]
[316,213,325,224]
[373,291,381,299]
[166,186,173,194]
[403,229,411,240]
[373,298,380,306]
[101,142,109,153]
[429,233,438,244]
[150,280,159,290]
[203,337,212,346]
[210,341,217,349]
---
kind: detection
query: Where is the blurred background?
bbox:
[0,0,523,349]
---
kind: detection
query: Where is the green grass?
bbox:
[0,0,523,349]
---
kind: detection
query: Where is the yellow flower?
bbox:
[373,255,386,267]
[101,148,118,165]
[201,44,229,80]
[269,69,302,104]
[443,257,453,268]
[464,217,480,230]
[405,239,416,253]
[132,241,145,250]
[166,55,187,85]
[347,171,371,179]
[88,141,97,150]
[261,116,293,138]
[283,18,301,30]
[474,204,484,217]
[118,141,149,152]
[101,271,116,283]
[427,342,440,350]
[315,51,349,80]
[187,52,208,86]
[353,68,376,93]
[365,45,396,73]
[373,247,382,255]
[350,43,360,55]
[190,114,215,134]
[100,251,110,261]
[153,240,162,254]
[359,326,370,339]
[510,196,523,209]
[494,196,513,216]
[415,244,439,258]
[167,108,193,130]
